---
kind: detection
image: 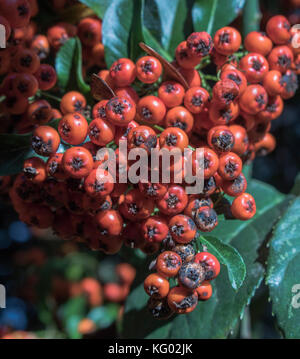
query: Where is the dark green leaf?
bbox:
[102,0,134,67]
[291,173,300,196]
[122,180,288,339]
[142,0,187,57]
[77,0,111,18]
[55,37,90,96]
[55,38,76,92]
[192,0,245,35]
[266,197,300,339]
[199,235,246,290]
[129,0,144,61]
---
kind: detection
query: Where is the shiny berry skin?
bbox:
[213,80,240,107]
[184,197,213,218]
[184,86,210,114]
[31,34,50,60]
[175,41,199,69]
[175,63,201,88]
[229,125,249,156]
[23,157,46,184]
[220,69,247,95]
[209,100,240,125]
[196,281,213,301]
[144,273,170,298]
[95,209,123,237]
[231,193,256,220]
[27,100,52,125]
[266,15,291,45]
[194,206,218,232]
[127,125,158,154]
[213,27,242,56]
[0,0,31,28]
[115,86,139,105]
[31,126,60,157]
[178,262,205,290]
[164,106,194,133]
[105,96,136,126]
[12,73,39,98]
[97,69,115,89]
[167,286,198,314]
[222,173,247,197]
[187,32,213,58]
[207,126,235,153]
[58,113,88,145]
[157,185,188,216]
[60,91,87,115]
[137,95,166,124]
[34,64,57,91]
[62,146,94,179]
[156,251,182,278]
[194,252,221,280]
[263,70,284,96]
[109,58,136,87]
[158,81,185,108]
[77,17,102,47]
[192,147,219,179]
[169,214,196,244]
[84,169,114,197]
[46,153,66,180]
[254,133,276,156]
[257,95,283,122]
[239,53,269,84]
[141,216,169,243]
[218,152,242,181]
[88,118,115,146]
[267,46,294,74]
[239,85,268,115]
[119,189,155,221]
[159,127,189,151]
[244,31,273,56]
[12,48,40,74]
[92,100,108,121]
[136,56,162,84]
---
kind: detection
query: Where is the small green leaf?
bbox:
[199,235,246,290]
[77,0,110,18]
[102,0,134,67]
[266,197,300,339]
[192,0,245,35]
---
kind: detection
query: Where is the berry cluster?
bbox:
[1,8,299,320]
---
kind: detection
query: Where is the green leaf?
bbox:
[129,0,144,61]
[142,0,187,57]
[122,180,288,339]
[55,37,90,96]
[55,38,76,92]
[266,197,300,339]
[102,0,134,67]
[77,0,110,18]
[0,133,34,176]
[199,236,246,290]
[88,304,119,329]
[192,0,245,35]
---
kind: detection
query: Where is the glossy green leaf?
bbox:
[266,197,300,339]
[78,0,111,18]
[142,0,187,57]
[199,235,246,290]
[122,180,288,339]
[55,37,90,96]
[192,0,245,35]
[102,0,134,67]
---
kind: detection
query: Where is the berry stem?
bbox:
[202,74,218,82]
[153,125,165,133]
[38,90,62,103]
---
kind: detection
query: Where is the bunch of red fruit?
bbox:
[2,9,299,318]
